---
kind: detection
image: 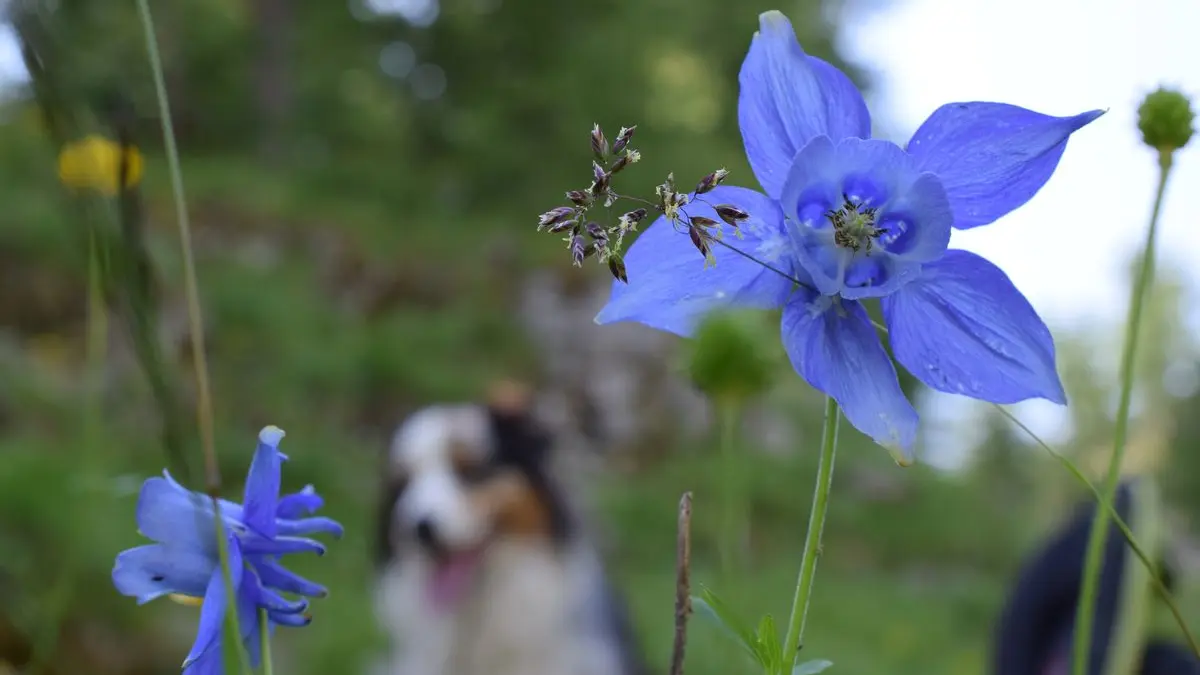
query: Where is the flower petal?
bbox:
[738,11,871,198]
[269,609,313,628]
[251,556,329,598]
[906,103,1104,230]
[780,136,951,300]
[112,544,215,604]
[184,536,245,668]
[276,485,323,519]
[595,186,796,337]
[239,534,326,557]
[276,516,344,539]
[881,249,1066,404]
[781,290,918,461]
[243,426,286,538]
[135,476,218,553]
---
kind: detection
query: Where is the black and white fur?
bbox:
[373,396,645,675]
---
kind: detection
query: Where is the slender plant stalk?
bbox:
[998,407,1200,657]
[134,1,252,672]
[259,609,274,675]
[1072,152,1175,675]
[780,397,840,669]
[717,399,744,575]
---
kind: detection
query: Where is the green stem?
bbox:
[718,398,744,575]
[259,608,274,675]
[780,397,840,671]
[1072,151,1174,675]
[134,1,250,672]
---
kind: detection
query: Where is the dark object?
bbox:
[992,480,1198,675]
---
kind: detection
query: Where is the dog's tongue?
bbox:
[427,550,482,611]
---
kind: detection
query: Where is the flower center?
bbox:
[826,195,884,254]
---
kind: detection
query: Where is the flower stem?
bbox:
[259,609,274,675]
[717,398,744,575]
[134,1,250,672]
[1071,151,1175,675]
[780,397,840,671]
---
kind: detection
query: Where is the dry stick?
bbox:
[670,492,694,675]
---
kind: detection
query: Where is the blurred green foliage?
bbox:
[1,1,1200,675]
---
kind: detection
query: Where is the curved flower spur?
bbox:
[112,426,344,673]
[594,10,1103,461]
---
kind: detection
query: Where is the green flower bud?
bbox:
[1137,87,1194,153]
[685,309,778,405]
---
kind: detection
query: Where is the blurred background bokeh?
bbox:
[1,0,1198,674]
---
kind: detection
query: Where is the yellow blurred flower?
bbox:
[57,135,144,194]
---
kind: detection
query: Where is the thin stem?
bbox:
[1072,151,1174,675]
[259,608,274,675]
[134,1,250,672]
[780,397,840,670]
[717,399,744,575]
[997,406,1200,658]
[670,492,694,675]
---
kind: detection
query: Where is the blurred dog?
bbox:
[992,479,1199,675]
[373,382,645,675]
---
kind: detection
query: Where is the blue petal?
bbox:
[251,556,329,598]
[245,566,309,613]
[181,648,222,675]
[243,426,286,538]
[269,609,313,628]
[594,185,796,337]
[780,136,952,300]
[184,536,245,668]
[906,103,1104,230]
[112,544,214,604]
[135,476,218,554]
[781,290,919,461]
[738,11,871,198]
[276,516,344,539]
[239,534,326,557]
[881,249,1066,404]
[276,485,323,519]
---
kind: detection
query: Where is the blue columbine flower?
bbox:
[112,426,343,673]
[595,10,1104,460]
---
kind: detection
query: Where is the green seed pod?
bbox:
[685,309,778,405]
[1137,87,1194,153]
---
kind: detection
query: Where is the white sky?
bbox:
[845,0,1200,466]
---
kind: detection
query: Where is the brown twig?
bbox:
[670,492,693,675]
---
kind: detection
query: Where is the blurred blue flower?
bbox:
[596,10,1104,460]
[112,426,343,673]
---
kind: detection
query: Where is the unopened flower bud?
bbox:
[610,149,641,175]
[570,234,588,267]
[1138,87,1194,153]
[585,222,608,241]
[688,224,711,257]
[715,203,750,226]
[612,125,637,154]
[591,123,609,159]
[538,206,576,231]
[689,215,720,230]
[547,218,577,234]
[607,254,628,283]
[591,162,611,196]
[619,208,648,230]
[695,168,729,195]
[566,190,593,206]
[686,310,778,405]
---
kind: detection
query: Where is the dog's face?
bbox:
[377,393,570,610]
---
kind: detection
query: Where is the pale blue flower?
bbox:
[596,10,1103,459]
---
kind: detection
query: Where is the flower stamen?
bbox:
[826,194,884,254]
